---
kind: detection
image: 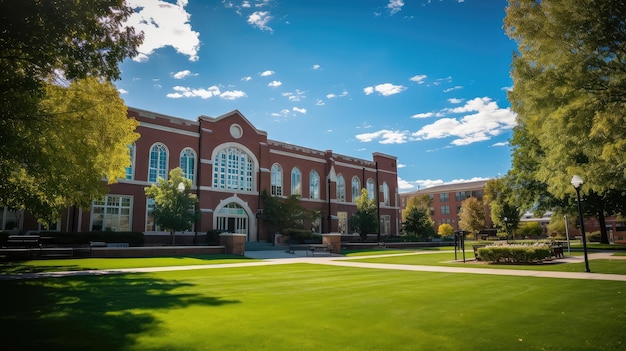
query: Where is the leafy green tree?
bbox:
[145,168,199,245]
[484,178,522,239]
[402,207,435,240]
[261,191,316,234]
[517,222,544,239]
[1,78,139,225]
[437,223,454,237]
[458,197,486,239]
[0,0,142,225]
[349,188,378,241]
[402,194,431,219]
[504,0,626,243]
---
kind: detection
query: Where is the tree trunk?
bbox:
[171,230,176,246]
[597,209,609,244]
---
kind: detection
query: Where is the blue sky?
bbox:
[117,0,518,193]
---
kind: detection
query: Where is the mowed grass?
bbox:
[1,263,625,350]
[348,250,626,275]
[0,254,257,274]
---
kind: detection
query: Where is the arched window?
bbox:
[125,143,135,180]
[382,182,390,206]
[271,163,283,196]
[291,167,301,196]
[180,148,196,183]
[309,170,320,199]
[366,178,375,200]
[213,147,254,191]
[336,174,346,202]
[351,176,360,202]
[148,143,168,182]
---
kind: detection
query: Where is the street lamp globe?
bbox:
[571,175,583,189]
[177,182,185,192]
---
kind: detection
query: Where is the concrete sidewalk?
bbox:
[2,251,626,281]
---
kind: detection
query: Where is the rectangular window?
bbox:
[337,211,347,234]
[440,193,449,202]
[440,205,450,215]
[380,215,391,235]
[91,195,133,231]
[1,207,20,231]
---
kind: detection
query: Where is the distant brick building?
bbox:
[399,180,493,235]
[5,107,400,243]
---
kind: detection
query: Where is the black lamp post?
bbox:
[571,175,590,273]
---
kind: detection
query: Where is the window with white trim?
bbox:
[213,147,254,191]
[125,143,135,180]
[366,178,375,200]
[380,215,391,235]
[382,182,390,206]
[271,163,283,196]
[291,167,301,196]
[309,170,320,199]
[180,148,196,183]
[90,195,132,231]
[336,175,346,202]
[148,143,168,182]
[145,198,163,232]
[351,176,360,202]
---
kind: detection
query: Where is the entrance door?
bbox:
[216,203,249,239]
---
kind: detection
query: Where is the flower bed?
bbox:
[477,244,553,264]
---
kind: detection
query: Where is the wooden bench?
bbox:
[286,244,310,254]
[307,244,332,256]
[551,245,564,258]
[6,235,41,248]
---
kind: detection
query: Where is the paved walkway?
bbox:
[2,251,626,281]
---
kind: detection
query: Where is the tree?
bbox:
[504,0,626,244]
[403,207,435,240]
[402,194,431,220]
[349,188,378,241]
[458,197,486,239]
[484,178,522,239]
[145,168,199,245]
[517,222,544,238]
[437,223,454,237]
[261,191,316,234]
[0,0,142,225]
[1,78,139,225]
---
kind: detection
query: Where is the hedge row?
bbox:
[477,245,553,264]
[0,231,144,247]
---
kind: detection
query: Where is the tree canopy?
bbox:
[145,168,199,245]
[349,188,378,240]
[403,207,435,240]
[458,197,486,239]
[0,0,143,224]
[484,178,522,238]
[504,0,625,209]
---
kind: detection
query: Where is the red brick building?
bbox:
[5,107,400,243]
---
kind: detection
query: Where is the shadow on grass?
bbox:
[0,273,240,350]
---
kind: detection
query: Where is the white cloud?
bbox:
[293,107,307,114]
[118,88,129,94]
[355,129,408,144]
[316,99,325,106]
[448,98,463,104]
[397,163,406,168]
[283,90,306,102]
[172,70,197,79]
[326,90,348,99]
[125,0,200,62]
[443,86,463,93]
[412,97,517,146]
[388,0,404,15]
[260,70,274,77]
[268,80,282,88]
[241,76,252,81]
[220,90,247,100]
[248,11,273,31]
[166,85,246,100]
[312,64,321,70]
[411,112,434,119]
[363,83,406,96]
[491,141,509,147]
[410,74,427,84]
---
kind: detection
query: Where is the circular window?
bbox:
[230,124,243,139]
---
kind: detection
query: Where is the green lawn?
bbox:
[1,263,624,350]
[348,251,626,275]
[0,254,256,274]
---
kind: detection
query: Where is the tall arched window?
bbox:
[125,143,135,180]
[336,174,346,202]
[382,182,390,206]
[366,178,375,200]
[309,170,320,199]
[291,167,301,195]
[213,147,254,191]
[351,176,360,202]
[180,148,196,183]
[148,143,168,182]
[271,163,283,196]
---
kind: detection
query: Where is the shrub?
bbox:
[283,228,321,243]
[39,232,144,247]
[587,231,601,242]
[478,244,552,264]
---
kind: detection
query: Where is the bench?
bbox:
[286,244,310,254]
[551,245,564,258]
[6,235,41,248]
[307,245,332,256]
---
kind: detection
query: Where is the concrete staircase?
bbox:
[245,241,285,251]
